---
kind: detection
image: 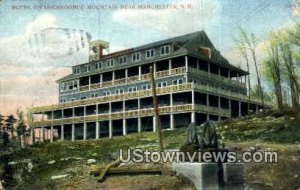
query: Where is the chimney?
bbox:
[89,40,109,61]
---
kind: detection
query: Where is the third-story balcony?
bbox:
[78,66,245,92]
[79,67,187,91]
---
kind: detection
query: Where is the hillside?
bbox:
[0,108,300,190]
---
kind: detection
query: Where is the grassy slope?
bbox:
[1,129,193,190]
[218,108,300,190]
[1,108,300,189]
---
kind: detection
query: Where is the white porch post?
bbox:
[109,120,113,138]
[96,122,99,139]
[123,119,127,136]
[170,93,174,130]
[61,125,64,140]
[138,66,142,80]
[153,116,156,132]
[71,124,75,141]
[138,117,142,133]
[185,56,188,71]
[50,126,53,143]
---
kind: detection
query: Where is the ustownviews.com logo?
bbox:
[119,149,278,163]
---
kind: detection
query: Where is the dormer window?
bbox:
[95,62,101,70]
[119,56,127,64]
[74,67,80,74]
[146,49,155,59]
[82,65,89,73]
[160,45,170,55]
[107,59,114,67]
[132,52,140,62]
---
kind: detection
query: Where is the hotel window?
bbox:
[60,84,64,92]
[146,49,155,59]
[69,81,73,90]
[115,89,124,94]
[132,52,141,62]
[128,87,137,92]
[74,67,80,74]
[103,91,111,96]
[87,65,91,72]
[107,59,114,67]
[172,79,183,85]
[95,62,101,70]
[162,81,167,87]
[142,84,151,90]
[73,81,78,89]
[119,56,127,64]
[82,66,87,73]
[160,45,170,55]
[63,83,68,91]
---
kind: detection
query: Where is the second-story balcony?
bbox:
[32,82,272,114]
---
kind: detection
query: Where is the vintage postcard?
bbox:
[0,0,299,189]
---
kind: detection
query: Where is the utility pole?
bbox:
[150,66,164,151]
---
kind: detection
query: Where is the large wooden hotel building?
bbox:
[31,31,270,142]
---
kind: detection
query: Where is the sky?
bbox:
[0,0,299,115]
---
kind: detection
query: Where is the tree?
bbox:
[286,22,300,47]
[26,107,35,144]
[16,108,27,148]
[262,32,284,111]
[5,115,17,139]
[250,85,272,103]
[238,28,265,108]
[2,132,10,149]
[234,32,251,112]
[0,114,5,133]
[279,42,300,109]
[261,24,300,110]
[275,22,300,109]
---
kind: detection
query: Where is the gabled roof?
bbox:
[57,31,247,83]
